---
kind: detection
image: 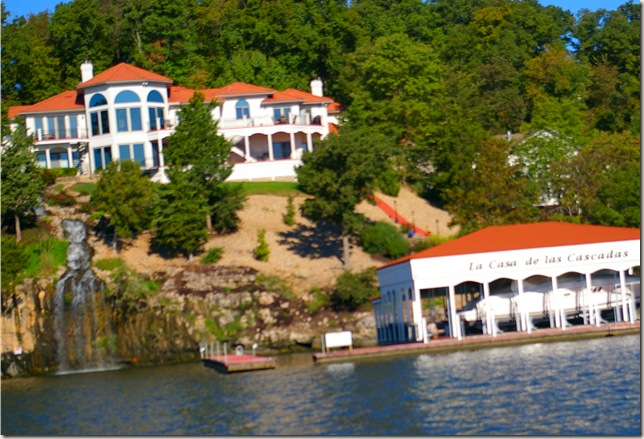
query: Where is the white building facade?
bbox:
[8,62,341,181]
[373,222,641,344]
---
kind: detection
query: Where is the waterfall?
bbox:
[54,220,117,373]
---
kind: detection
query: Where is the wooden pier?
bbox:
[203,354,276,373]
[313,321,640,364]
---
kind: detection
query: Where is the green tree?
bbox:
[152,181,208,261]
[165,92,233,232]
[445,137,540,234]
[1,122,45,242]
[90,160,154,252]
[296,128,399,269]
[332,267,379,311]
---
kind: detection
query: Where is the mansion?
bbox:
[8,62,342,182]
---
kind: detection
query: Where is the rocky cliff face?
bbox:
[2,265,376,378]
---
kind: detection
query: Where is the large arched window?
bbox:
[147,90,165,130]
[236,99,250,119]
[115,90,142,132]
[89,94,110,136]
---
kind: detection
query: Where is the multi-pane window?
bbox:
[236,99,250,119]
[89,94,110,136]
[115,91,142,132]
[147,90,165,131]
[272,142,291,160]
[69,116,78,138]
[93,146,112,170]
[273,108,291,123]
[118,144,145,167]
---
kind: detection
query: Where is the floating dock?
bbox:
[203,354,276,373]
[313,321,640,364]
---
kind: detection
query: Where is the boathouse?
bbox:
[372,222,640,344]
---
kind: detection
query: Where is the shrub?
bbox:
[40,169,58,186]
[254,274,295,300]
[332,268,379,311]
[94,258,125,271]
[254,229,270,261]
[305,287,330,313]
[360,221,408,259]
[283,195,296,226]
[201,247,224,264]
[46,190,76,207]
[410,234,454,253]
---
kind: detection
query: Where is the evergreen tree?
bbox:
[1,121,45,242]
[90,160,154,252]
[296,128,399,269]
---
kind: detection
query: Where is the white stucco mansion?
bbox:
[8,61,342,181]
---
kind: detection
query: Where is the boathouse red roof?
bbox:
[380,222,641,269]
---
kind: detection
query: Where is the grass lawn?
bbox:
[70,182,96,196]
[229,181,304,196]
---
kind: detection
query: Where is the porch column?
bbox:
[289,132,295,158]
[618,270,630,323]
[45,149,52,169]
[67,147,73,169]
[447,285,461,340]
[551,276,560,328]
[306,133,313,152]
[517,279,529,333]
[411,288,423,342]
[483,282,493,336]
[244,136,250,161]
[267,135,274,161]
[159,140,165,167]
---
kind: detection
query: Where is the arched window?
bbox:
[89,94,107,107]
[115,90,142,133]
[235,99,250,119]
[115,90,141,103]
[147,90,164,103]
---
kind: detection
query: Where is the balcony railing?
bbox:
[219,114,323,130]
[33,128,88,141]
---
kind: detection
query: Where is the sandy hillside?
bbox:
[79,182,458,295]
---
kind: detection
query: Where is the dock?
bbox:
[313,321,640,364]
[203,354,276,373]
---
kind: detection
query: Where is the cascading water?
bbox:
[54,220,117,373]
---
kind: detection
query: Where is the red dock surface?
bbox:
[203,354,276,373]
[313,321,640,364]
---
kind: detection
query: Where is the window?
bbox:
[69,116,78,138]
[148,107,164,130]
[37,152,47,168]
[236,99,250,119]
[273,107,290,123]
[118,144,145,167]
[147,90,164,103]
[90,93,110,136]
[272,142,291,160]
[56,117,65,138]
[46,117,56,138]
[89,94,107,107]
[93,146,112,170]
[116,108,142,132]
[35,118,44,138]
[115,90,140,104]
[50,149,69,169]
[152,141,161,167]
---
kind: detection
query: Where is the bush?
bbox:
[360,221,408,259]
[254,229,270,261]
[41,169,58,186]
[94,258,125,271]
[305,287,330,313]
[201,247,224,264]
[332,268,379,311]
[410,234,454,253]
[209,183,247,234]
[46,190,76,206]
[283,195,296,226]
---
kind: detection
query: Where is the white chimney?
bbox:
[310,78,323,97]
[80,60,94,82]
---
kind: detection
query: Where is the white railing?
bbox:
[227,159,301,182]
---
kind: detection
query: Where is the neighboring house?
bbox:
[7,62,342,182]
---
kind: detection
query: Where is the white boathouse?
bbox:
[372,222,640,344]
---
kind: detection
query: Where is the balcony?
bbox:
[34,128,88,142]
[219,114,323,130]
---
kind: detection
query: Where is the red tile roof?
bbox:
[167,86,223,104]
[213,82,276,97]
[327,101,344,113]
[262,91,304,105]
[381,222,641,269]
[282,88,333,104]
[77,63,172,89]
[8,90,84,117]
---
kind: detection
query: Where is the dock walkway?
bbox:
[313,321,640,364]
[203,354,276,373]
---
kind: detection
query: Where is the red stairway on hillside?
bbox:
[372,196,429,237]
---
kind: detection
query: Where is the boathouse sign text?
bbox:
[468,249,630,272]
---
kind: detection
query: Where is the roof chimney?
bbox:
[310,78,323,97]
[80,60,94,82]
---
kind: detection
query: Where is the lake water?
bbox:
[2,335,640,435]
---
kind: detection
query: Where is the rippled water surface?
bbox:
[2,335,640,435]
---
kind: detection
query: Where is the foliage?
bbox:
[332,268,379,311]
[152,181,208,260]
[254,274,295,300]
[94,258,126,271]
[70,183,96,196]
[90,160,154,250]
[40,169,58,186]
[1,121,45,241]
[107,265,157,314]
[305,287,331,313]
[1,235,29,296]
[46,190,76,206]
[297,127,399,268]
[208,183,246,234]
[201,247,224,265]
[360,221,408,259]
[254,229,270,262]
[231,181,303,196]
[410,234,455,254]
[283,195,296,226]
[23,236,69,278]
